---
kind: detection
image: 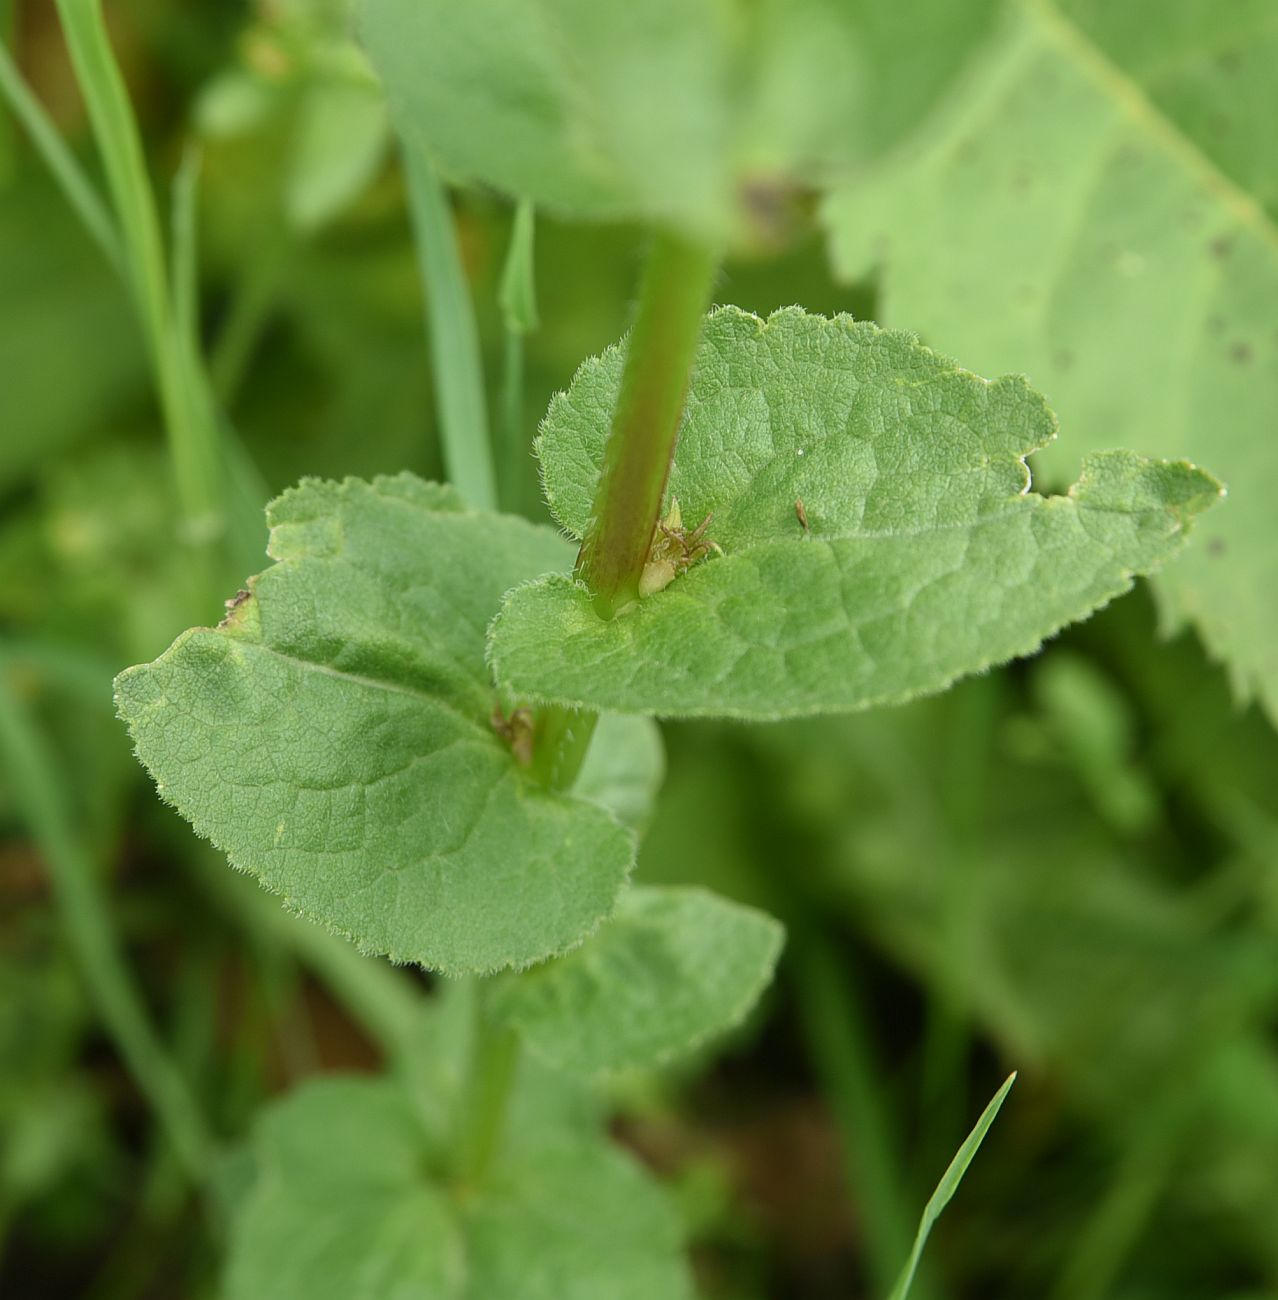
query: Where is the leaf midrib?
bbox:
[230,634,492,739]
[1022,0,1278,257]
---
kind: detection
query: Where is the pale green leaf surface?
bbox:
[490,308,1220,719]
[572,714,665,832]
[286,78,389,231]
[1050,0,1278,220]
[115,474,632,974]
[358,0,1001,241]
[497,886,783,1076]
[225,1078,463,1300]
[225,1071,693,1300]
[824,0,1278,721]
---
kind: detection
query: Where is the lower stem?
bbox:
[575,230,717,616]
[456,1006,520,1190]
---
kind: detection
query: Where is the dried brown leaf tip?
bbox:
[218,589,252,629]
[639,498,722,597]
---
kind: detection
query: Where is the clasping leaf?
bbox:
[115,475,633,975]
[489,307,1221,719]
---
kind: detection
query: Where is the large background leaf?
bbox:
[359,0,1003,242]
[825,0,1278,722]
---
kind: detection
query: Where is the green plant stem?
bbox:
[528,704,598,790]
[54,0,225,542]
[527,232,714,785]
[0,3,14,180]
[455,1011,520,1189]
[499,328,527,510]
[498,199,538,513]
[0,36,123,272]
[172,145,204,380]
[401,138,498,512]
[0,665,213,1182]
[576,231,717,616]
[211,225,289,407]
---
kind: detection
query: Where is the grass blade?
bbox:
[0,660,213,1181]
[0,36,123,273]
[401,137,498,512]
[54,0,225,540]
[888,1071,1017,1300]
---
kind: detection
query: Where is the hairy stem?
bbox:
[575,231,717,616]
[528,704,598,790]
[526,233,714,786]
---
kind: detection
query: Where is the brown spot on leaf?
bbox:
[491,703,534,767]
[1207,537,1227,557]
[1230,341,1253,365]
[1209,235,1235,261]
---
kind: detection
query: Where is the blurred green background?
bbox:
[3,2,1278,1297]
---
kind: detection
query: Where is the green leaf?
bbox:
[286,78,388,232]
[115,474,633,975]
[225,1071,694,1300]
[225,1079,462,1299]
[888,1072,1016,1300]
[823,0,1278,723]
[497,886,783,1076]
[573,714,666,833]
[489,307,1220,720]
[359,0,1002,242]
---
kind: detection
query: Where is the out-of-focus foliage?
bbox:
[825,0,1278,725]
[2,1,1276,1297]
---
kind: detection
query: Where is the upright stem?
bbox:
[528,704,597,790]
[455,1012,520,1190]
[575,232,717,616]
